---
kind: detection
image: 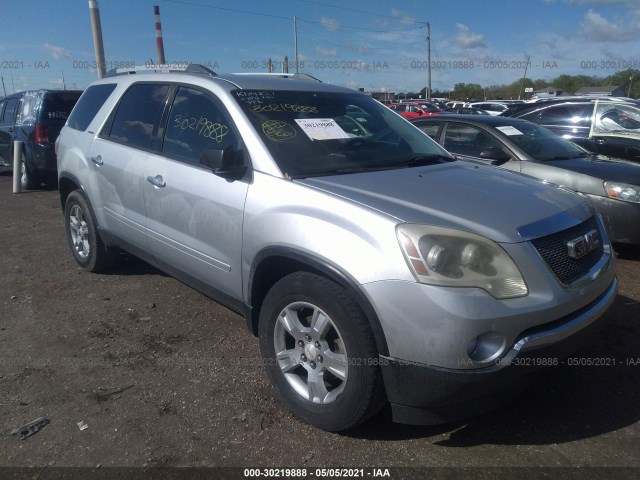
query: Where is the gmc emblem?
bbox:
[567,229,601,259]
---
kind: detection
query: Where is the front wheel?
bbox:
[64,190,118,272]
[259,272,385,431]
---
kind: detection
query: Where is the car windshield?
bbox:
[495,121,588,161]
[232,90,452,178]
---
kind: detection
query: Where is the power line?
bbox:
[164,0,422,35]
[163,0,292,22]
[294,0,420,24]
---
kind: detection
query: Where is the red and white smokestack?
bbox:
[154,5,166,65]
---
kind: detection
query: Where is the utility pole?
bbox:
[629,76,634,98]
[422,22,432,100]
[518,56,530,100]
[154,5,166,65]
[88,0,107,78]
[62,69,66,90]
[427,22,431,100]
[1,77,6,97]
[284,56,289,73]
[294,16,299,73]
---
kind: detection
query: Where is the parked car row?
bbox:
[54,65,618,432]
[410,114,640,246]
[0,89,82,188]
[502,97,640,162]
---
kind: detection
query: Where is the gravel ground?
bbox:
[0,171,639,478]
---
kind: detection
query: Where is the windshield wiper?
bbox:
[398,155,455,167]
[545,153,588,161]
[292,155,453,178]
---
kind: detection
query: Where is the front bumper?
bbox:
[379,276,618,425]
[586,194,640,245]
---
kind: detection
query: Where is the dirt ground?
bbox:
[1,170,639,476]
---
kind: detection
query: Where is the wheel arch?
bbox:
[246,247,389,357]
[58,172,84,211]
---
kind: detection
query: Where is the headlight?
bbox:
[397,225,528,299]
[604,181,640,203]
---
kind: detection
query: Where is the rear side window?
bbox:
[107,83,169,150]
[1,98,20,125]
[538,104,593,126]
[68,84,116,131]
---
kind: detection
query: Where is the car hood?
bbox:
[296,161,591,243]
[541,155,640,184]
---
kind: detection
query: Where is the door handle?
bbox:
[147,175,166,188]
[91,155,103,166]
[594,137,606,144]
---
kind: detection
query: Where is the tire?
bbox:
[20,154,40,190]
[64,190,118,272]
[259,272,385,431]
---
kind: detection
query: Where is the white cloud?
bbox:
[390,8,416,25]
[315,46,338,57]
[453,24,487,49]
[44,43,72,60]
[320,17,340,31]
[580,9,635,42]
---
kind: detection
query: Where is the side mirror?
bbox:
[200,146,247,180]
[480,147,510,165]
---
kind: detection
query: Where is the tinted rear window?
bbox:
[68,84,116,131]
[41,91,82,122]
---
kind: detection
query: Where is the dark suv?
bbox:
[503,98,640,162]
[0,89,82,188]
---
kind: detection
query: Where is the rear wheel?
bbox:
[64,190,118,272]
[20,154,40,190]
[259,272,385,431]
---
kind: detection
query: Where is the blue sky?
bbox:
[1,0,639,95]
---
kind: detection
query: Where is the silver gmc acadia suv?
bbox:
[56,65,617,431]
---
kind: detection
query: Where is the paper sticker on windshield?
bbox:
[496,126,523,136]
[294,118,350,141]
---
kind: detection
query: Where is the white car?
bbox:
[468,101,511,116]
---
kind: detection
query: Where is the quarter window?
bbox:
[162,87,237,165]
[68,84,116,131]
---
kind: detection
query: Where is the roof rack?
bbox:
[231,72,322,82]
[106,63,217,77]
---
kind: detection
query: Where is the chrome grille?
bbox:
[531,216,604,285]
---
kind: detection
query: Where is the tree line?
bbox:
[407,68,640,100]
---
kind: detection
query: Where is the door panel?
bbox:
[144,156,248,297]
[144,86,249,299]
[88,82,170,250]
[89,137,149,249]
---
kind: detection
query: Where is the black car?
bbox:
[502,98,640,162]
[0,89,82,188]
[411,114,640,245]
